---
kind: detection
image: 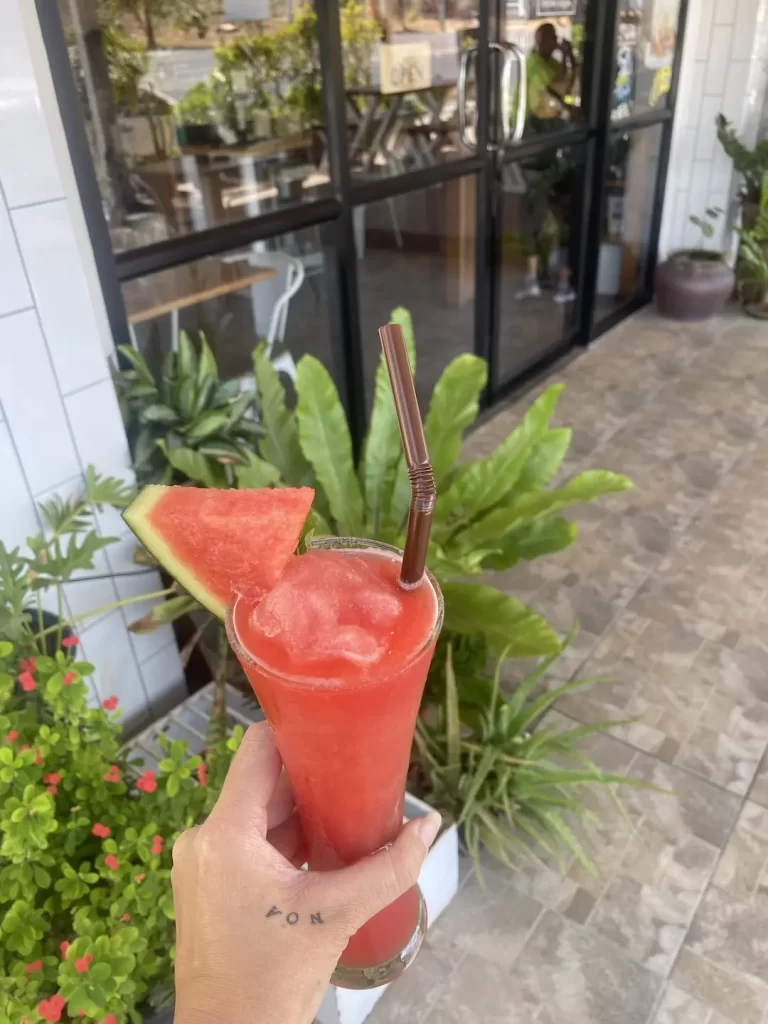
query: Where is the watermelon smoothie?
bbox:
[227,538,443,988]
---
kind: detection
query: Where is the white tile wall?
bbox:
[0,191,32,318]
[0,1,184,731]
[659,0,768,258]
[13,201,112,396]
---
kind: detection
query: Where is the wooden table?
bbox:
[124,257,276,349]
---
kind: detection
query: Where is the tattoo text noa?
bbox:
[266,906,324,926]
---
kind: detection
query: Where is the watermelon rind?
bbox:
[122,484,231,618]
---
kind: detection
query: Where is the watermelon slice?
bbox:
[123,485,315,619]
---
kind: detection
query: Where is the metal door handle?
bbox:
[458,47,478,148]
[501,44,526,144]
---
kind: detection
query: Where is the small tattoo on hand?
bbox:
[266,906,281,918]
[286,912,299,925]
[265,906,325,925]
[311,912,324,925]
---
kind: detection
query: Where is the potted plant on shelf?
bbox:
[654,207,735,320]
[173,81,221,148]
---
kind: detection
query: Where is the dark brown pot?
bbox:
[654,250,735,321]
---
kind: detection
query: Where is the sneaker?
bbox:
[515,275,542,299]
[553,282,576,303]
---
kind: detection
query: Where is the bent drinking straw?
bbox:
[378,322,436,589]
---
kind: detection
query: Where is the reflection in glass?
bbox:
[612,0,680,120]
[354,180,476,411]
[122,226,334,390]
[595,126,663,320]
[344,1,479,181]
[497,146,583,386]
[504,0,592,139]
[59,0,333,251]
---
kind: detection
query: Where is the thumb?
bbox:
[322,812,442,929]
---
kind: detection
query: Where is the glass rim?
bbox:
[226,536,444,686]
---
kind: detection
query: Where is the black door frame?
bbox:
[36,0,689,452]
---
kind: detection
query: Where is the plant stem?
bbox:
[32,587,176,640]
[212,625,228,723]
[35,592,45,655]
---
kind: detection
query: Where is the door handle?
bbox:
[501,44,526,144]
[458,47,478,149]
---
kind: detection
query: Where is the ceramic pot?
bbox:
[655,250,735,321]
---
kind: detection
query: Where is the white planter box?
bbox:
[316,793,459,1024]
[129,684,460,1024]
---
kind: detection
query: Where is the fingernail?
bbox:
[415,811,441,850]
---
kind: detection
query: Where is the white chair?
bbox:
[228,247,305,385]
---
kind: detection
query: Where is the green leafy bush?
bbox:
[0,639,240,1024]
[114,332,263,487]
[413,637,646,874]
[0,473,240,1023]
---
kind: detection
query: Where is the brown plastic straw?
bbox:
[379,323,436,589]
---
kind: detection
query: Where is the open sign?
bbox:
[379,42,432,94]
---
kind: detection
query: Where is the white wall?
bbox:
[0,1,185,731]
[659,0,768,257]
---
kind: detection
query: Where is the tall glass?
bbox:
[226,538,443,989]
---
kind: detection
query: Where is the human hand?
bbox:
[172,723,441,1024]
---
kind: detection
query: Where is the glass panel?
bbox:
[503,0,593,140]
[122,226,335,389]
[345,1,480,182]
[355,179,476,411]
[58,1,332,252]
[497,144,584,386]
[612,0,681,120]
[595,125,663,321]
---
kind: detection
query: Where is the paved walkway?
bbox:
[368,309,768,1024]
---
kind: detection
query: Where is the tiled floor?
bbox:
[368,308,768,1024]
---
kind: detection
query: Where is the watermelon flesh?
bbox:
[123,485,315,619]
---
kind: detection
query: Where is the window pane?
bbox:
[595,125,663,321]
[612,0,680,120]
[504,0,594,140]
[497,145,583,386]
[122,227,335,388]
[58,1,331,252]
[345,2,480,183]
[355,179,476,412]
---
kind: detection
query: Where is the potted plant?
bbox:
[173,81,221,148]
[736,210,768,318]
[654,207,735,320]
[716,114,768,227]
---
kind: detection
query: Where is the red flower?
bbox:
[19,744,28,752]
[136,770,157,794]
[91,823,111,838]
[18,670,36,692]
[34,748,43,766]
[74,953,93,973]
[103,1016,118,1024]
[59,941,70,957]
[46,785,58,796]
[135,873,145,883]
[24,960,42,974]
[61,635,78,648]
[197,763,208,787]
[62,672,77,686]
[151,835,164,856]
[44,773,61,785]
[38,995,66,1023]
[102,695,119,711]
[5,730,18,743]
[121,913,131,921]
[103,765,121,783]
[104,854,119,871]
[19,657,36,673]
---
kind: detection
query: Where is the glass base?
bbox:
[331,887,428,990]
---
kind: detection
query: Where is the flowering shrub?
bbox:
[0,639,241,1023]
